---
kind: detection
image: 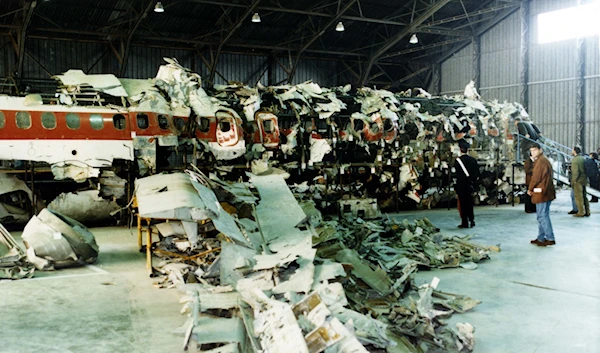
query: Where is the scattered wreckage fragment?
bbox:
[0,223,35,279]
[22,208,99,270]
[151,172,489,353]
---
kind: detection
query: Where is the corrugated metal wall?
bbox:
[1,37,340,89]
[479,12,520,102]
[23,39,114,78]
[124,46,195,78]
[440,44,472,95]
[439,0,599,153]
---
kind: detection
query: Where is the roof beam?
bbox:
[360,0,451,86]
[209,0,261,83]
[17,1,37,79]
[183,0,407,26]
[287,0,358,82]
[119,0,155,76]
[435,5,519,65]
[380,37,469,60]
[419,3,518,28]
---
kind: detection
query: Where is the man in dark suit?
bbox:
[454,140,479,228]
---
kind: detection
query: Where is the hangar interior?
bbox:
[0,1,599,353]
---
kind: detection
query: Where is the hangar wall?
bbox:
[439,0,599,153]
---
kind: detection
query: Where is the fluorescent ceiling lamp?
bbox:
[154,1,164,13]
[538,2,600,43]
[336,21,345,32]
[409,34,418,44]
[252,13,261,23]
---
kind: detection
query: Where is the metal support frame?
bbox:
[16,1,37,80]
[360,0,451,86]
[519,0,529,111]
[432,63,441,95]
[287,0,358,83]
[119,0,155,76]
[209,0,262,83]
[472,35,480,91]
[575,36,586,149]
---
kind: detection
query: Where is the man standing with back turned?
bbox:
[571,146,590,217]
[454,140,479,228]
[528,143,556,246]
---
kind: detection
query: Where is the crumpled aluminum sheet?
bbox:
[22,208,99,270]
[0,223,35,279]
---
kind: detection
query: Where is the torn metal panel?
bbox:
[22,208,99,270]
[338,199,381,220]
[311,261,346,291]
[248,173,311,251]
[191,316,245,346]
[53,69,128,97]
[309,136,332,164]
[50,162,100,183]
[220,241,258,288]
[0,139,134,172]
[135,172,249,247]
[133,136,157,176]
[0,223,35,279]
[47,190,120,223]
[292,293,345,353]
[239,286,310,353]
[335,249,391,294]
[197,292,241,311]
[98,170,127,199]
[332,308,392,349]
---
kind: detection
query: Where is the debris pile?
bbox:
[133,171,495,352]
[0,223,34,279]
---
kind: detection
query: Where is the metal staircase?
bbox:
[515,133,600,198]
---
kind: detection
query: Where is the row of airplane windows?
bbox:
[0,111,172,131]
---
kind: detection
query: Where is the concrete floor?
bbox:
[0,189,598,353]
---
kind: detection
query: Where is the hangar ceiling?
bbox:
[0,0,521,89]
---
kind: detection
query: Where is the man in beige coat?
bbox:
[527,143,556,246]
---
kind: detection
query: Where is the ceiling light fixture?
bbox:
[154,1,164,13]
[335,21,345,32]
[252,13,261,23]
[409,34,418,44]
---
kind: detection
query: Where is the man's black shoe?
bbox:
[568,210,577,214]
[458,224,469,228]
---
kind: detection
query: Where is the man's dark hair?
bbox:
[460,146,468,154]
[530,142,541,149]
[574,146,582,154]
[591,152,599,160]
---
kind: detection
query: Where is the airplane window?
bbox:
[0,111,5,128]
[41,112,56,129]
[383,119,393,131]
[174,117,186,132]
[158,115,169,130]
[113,114,126,130]
[263,119,273,133]
[353,119,364,131]
[199,117,210,132]
[66,113,80,129]
[90,114,104,130]
[16,112,31,129]
[137,113,149,130]
[219,120,231,132]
